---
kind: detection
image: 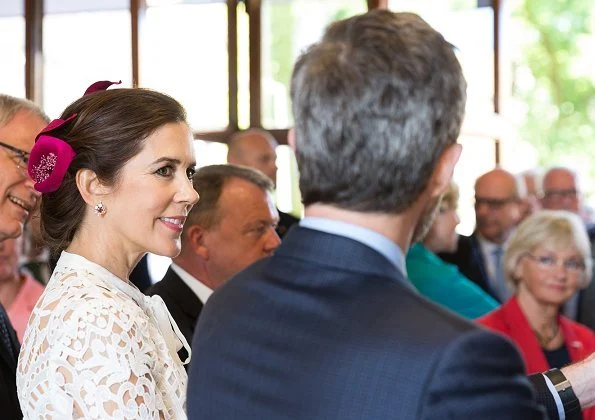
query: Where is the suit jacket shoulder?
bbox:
[189,227,546,420]
[146,267,203,348]
[276,209,299,238]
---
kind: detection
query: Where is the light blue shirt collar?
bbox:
[299,217,406,274]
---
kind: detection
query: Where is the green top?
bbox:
[406,243,498,319]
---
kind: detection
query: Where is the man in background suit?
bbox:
[0,94,48,419]
[147,164,280,351]
[188,10,591,419]
[227,128,299,237]
[440,168,522,303]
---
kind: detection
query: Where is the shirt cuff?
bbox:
[543,373,565,420]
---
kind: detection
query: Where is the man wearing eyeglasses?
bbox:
[441,168,522,303]
[0,95,47,242]
[0,94,48,420]
[540,167,583,214]
[541,167,595,330]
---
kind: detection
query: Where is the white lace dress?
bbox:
[17,252,190,419]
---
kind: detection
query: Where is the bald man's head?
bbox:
[227,129,278,185]
[541,167,580,213]
[474,168,522,244]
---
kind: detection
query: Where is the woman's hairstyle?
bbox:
[40,88,187,253]
[504,210,593,290]
[439,182,459,211]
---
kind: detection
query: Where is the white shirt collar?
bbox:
[170,262,213,305]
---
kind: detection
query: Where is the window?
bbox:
[142,1,229,132]
[0,0,25,97]
[261,0,367,129]
[43,0,131,118]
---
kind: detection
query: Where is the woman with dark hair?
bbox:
[16,82,199,418]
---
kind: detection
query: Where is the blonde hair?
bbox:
[440,182,459,210]
[504,210,592,290]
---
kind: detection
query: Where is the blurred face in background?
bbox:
[474,170,521,244]
[423,201,460,254]
[541,168,580,213]
[515,246,585,308]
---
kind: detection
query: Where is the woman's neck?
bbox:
[0,274,24,310]
[67,226,142,281]
[516,289,563,349]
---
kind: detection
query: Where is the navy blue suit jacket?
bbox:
[439,233,498,302]
[188,226,548,419]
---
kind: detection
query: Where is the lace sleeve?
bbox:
[19,288,168,419]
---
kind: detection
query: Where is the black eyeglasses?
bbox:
[474,196,517,210]
[0,141,30,175]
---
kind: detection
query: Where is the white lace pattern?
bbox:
[17,252,189,419]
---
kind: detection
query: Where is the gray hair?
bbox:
[539,166,580,197]
[290,10,466,212]
[0,94,49,127]
[185,164,274,235]
[504,210,592,290]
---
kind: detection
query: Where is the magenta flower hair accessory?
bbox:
[84,80,122,95]
[28,114,77,193]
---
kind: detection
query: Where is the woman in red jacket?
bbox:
[478,210,595,419]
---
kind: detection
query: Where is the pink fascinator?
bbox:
[28,114,77,193]
[84,80,121,95]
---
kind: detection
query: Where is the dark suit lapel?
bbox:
[0,305,19,371]
[276,226,412,290]
[162,268,203,320]
[469,233,492,295]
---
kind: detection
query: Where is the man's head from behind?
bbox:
[227,129,279,186]
[289,11,466,237]
[0,95,48,242]
[474,168,522,244]
[541,167,580,213]
[175,164,281,290]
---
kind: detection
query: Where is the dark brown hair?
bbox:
[40,88,187,253]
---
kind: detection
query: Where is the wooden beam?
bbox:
[227,0,238,131]
[247,0,262,127]
[493,0,502,164]
[25,0,43,104]
[131,0,146,87]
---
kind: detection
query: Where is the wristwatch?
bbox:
[544,368,581,420]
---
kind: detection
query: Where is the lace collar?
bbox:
[54,251,192,365]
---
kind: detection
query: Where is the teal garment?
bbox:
[406,243,499,319]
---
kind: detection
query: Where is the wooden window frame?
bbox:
[21,0,501,153]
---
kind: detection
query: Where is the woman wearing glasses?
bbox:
[478,210,595,419]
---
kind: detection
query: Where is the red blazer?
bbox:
[479,296,595,419]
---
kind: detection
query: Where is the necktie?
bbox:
[492,246,510,302]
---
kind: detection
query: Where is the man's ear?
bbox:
[75,168,111,207]
[187,225,209,260]
[287,128,296,153]
[427,143,462,199]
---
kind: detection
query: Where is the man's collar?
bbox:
[170,263,213,305]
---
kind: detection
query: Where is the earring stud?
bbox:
[93,201,106,216]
